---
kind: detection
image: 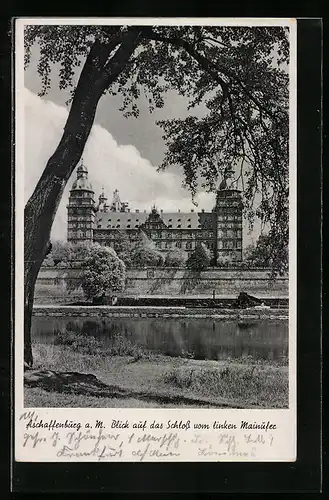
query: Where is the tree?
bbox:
[164,248,187,267]
[81,246,126,301]
[131,246,164,268]
[186,243,211,272]
[244,233,288,273]
[24,24,289,365]
[112,229,130,257]
[41,240,103,267]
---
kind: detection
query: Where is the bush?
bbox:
[164,249,187,267]
[53,330,154,359]
[81,246,126,300]
[131,246,164,268]
[185,243,210,272]
[43,240,104,268]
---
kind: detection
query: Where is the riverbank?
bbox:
[33,304,288,320]
[25,334,289,409]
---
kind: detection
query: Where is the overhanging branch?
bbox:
[142,28,278,122]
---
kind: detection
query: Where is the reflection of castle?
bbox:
[67,161,243,263]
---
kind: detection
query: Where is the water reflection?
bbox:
[32,316,288,362]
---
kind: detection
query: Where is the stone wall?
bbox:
[35,266,288,304]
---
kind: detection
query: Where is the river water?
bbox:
[32,315,288,362]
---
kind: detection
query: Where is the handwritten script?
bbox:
[16,412,278,462]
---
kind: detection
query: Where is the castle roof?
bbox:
[94,210,213,230]
[71,161,94,192]
[71,177,94,192]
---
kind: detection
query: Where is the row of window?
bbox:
[217,215,242,221]
[105,217,195,223]
[97,225,215,236]
[220,241,242,249]
[221,230,242,238]
[102,224,199,229]
[68,223,93,229]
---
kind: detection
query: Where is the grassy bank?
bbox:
[25,332,288,409]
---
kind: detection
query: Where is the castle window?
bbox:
[135,225,139,228]
[177,218,181,222]
[117,218,120,222]
[176,242,182,248]
[116,224,120,228]
[136,219,139,222]
[168,225,172,228]
[188,218,191,222]
[177,224,181,228]
[97,224,101,228]
[187,224,191,228]
[127,225,130,228]
[128,218,131,222]
[169,219,172,222]
[108,219,111,222]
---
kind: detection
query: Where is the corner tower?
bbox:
[214,175,243,263]
[67,161,96,244]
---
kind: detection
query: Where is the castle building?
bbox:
[67,162,243,263]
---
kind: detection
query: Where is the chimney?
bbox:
[178,209,180,213]
[201,209,205,213]
[128,208,130,212]
[144,209,146,213]
[135,209,139,213]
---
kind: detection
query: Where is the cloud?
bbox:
[24,89,215,242]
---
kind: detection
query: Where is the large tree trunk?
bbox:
[24,29,141,366]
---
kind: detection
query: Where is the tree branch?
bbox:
[142,28,278,121]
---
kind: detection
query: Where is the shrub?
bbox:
[164,249,187,267]
[131,246,164,268]
[43,240,104,268]
[81,246,126,300]
[185,243,210,271]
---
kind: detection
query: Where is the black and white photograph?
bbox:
[15,18,297,462]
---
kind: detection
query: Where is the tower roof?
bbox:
[77,162,88,175]
[71,161,94,192]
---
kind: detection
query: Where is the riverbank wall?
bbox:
[32,304,288,320]
[35,266,288,304]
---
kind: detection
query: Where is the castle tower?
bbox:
[110,189,129,212]
[110,189,122,212]
[214,174,243,263]
[67,161,96,244]
[97,187,109,213]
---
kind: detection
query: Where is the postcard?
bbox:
[15,17,297,463]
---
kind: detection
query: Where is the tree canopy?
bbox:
[164,248,187,267]
[186,243,211,272]
[244,233,288,273]
[81,246,126,300]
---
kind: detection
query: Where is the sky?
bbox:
[24,43,258,245]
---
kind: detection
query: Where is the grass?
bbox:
[26,331,289,409]
[163,363,288,408]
